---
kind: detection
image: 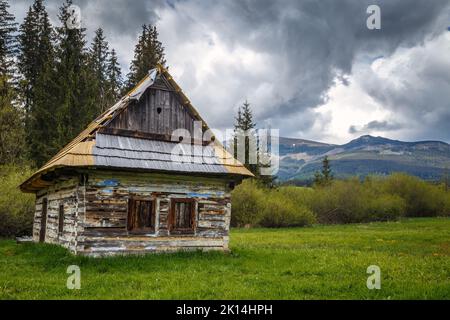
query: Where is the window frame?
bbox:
[169,198,196,235]
[127,196,156,234]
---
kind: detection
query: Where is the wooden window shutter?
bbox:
[169,198,196,234]
[127,197,155,233]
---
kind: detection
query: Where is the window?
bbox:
[58,204,64,234]
[127,198,155,233]
[169,198,196,234]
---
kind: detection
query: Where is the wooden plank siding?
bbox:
[33,178,81,253]
[32,170,233,256]
[107,87,196,136]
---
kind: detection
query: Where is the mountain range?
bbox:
[277,135,450,182]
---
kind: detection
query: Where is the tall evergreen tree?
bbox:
[28,55,60,166]
[105,48,122,106]
[54,0,97,153]
[0,74,25,165]
[18,0,54,113]
[88,28,109,113]
[233,100,258,175]
[125,24,166,92]
[314,156,333,187]
[0,0,17,78]
[0,0,25,165]
[18,0,56,165]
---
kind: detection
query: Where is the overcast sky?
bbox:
[11,0,450,144]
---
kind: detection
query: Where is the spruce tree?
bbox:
[314,156,333,187]
[28,58,60,166]
[18,0,56,165]
[233,100,258,175]
[0,74,25,165]
[54,0,97,151]
[125,24,166,92]
[0,0,17,78]
[105,48,122,106]
[88,28,109,113]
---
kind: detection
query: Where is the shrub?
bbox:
[304,178,406,224]
[383,173,450,217]
[0,165,35,238]
[231,179,265,227]
[366,194,406,221]
[259,193,315,228]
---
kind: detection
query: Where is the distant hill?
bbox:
[278,135,450,182]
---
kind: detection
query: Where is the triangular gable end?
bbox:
[105,67,204,138]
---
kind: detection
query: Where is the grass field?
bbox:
[0,218,449,300]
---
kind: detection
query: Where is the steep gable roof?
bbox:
[20,65,253,192]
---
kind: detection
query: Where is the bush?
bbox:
[366,194,406,221]
[231,173,449,228]
[231,179,265,227]
[0,165,35,238]
[259,193,315,227]
[383,173,450,217]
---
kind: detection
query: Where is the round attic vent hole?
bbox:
[179,136,184,142]
[157,107,162,114]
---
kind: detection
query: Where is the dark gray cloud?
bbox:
[349,120,403,134]
[10,0,450,142]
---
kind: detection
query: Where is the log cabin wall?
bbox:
[77,170,232,257]
[33,178,82,254]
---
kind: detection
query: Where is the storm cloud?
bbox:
[11,0,450,143]
[349,120,403,134]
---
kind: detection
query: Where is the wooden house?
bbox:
[20,65,253,256]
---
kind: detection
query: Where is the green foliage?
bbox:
[125,24,166,92]
[88,28,110,114]
[314,156,333,187]
[233,173,449,227]
[230,179,264,227]
[16,0,123,167]
[0,75,26,165]
[0,165,34,237]
[0,0,17,77]
[383,173,450,217]
[105,48,123,106]
[232,179,315,228]
[233,100,259,176]
[260,192,315,227]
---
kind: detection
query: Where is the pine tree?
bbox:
[54,0,97,152]
[125,24,166,92]
[105,48,122,106]
[0,0,17,78]
[233,100,258,175]
[88,28,109,113]
[314,156,333,187]
[28,59,60,166]
[17,0,56,164]
[0,74,25,165]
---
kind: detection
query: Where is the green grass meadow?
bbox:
[0,218,449,300]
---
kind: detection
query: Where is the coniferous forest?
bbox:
[1,0,166,168]
[0,0,167,236]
